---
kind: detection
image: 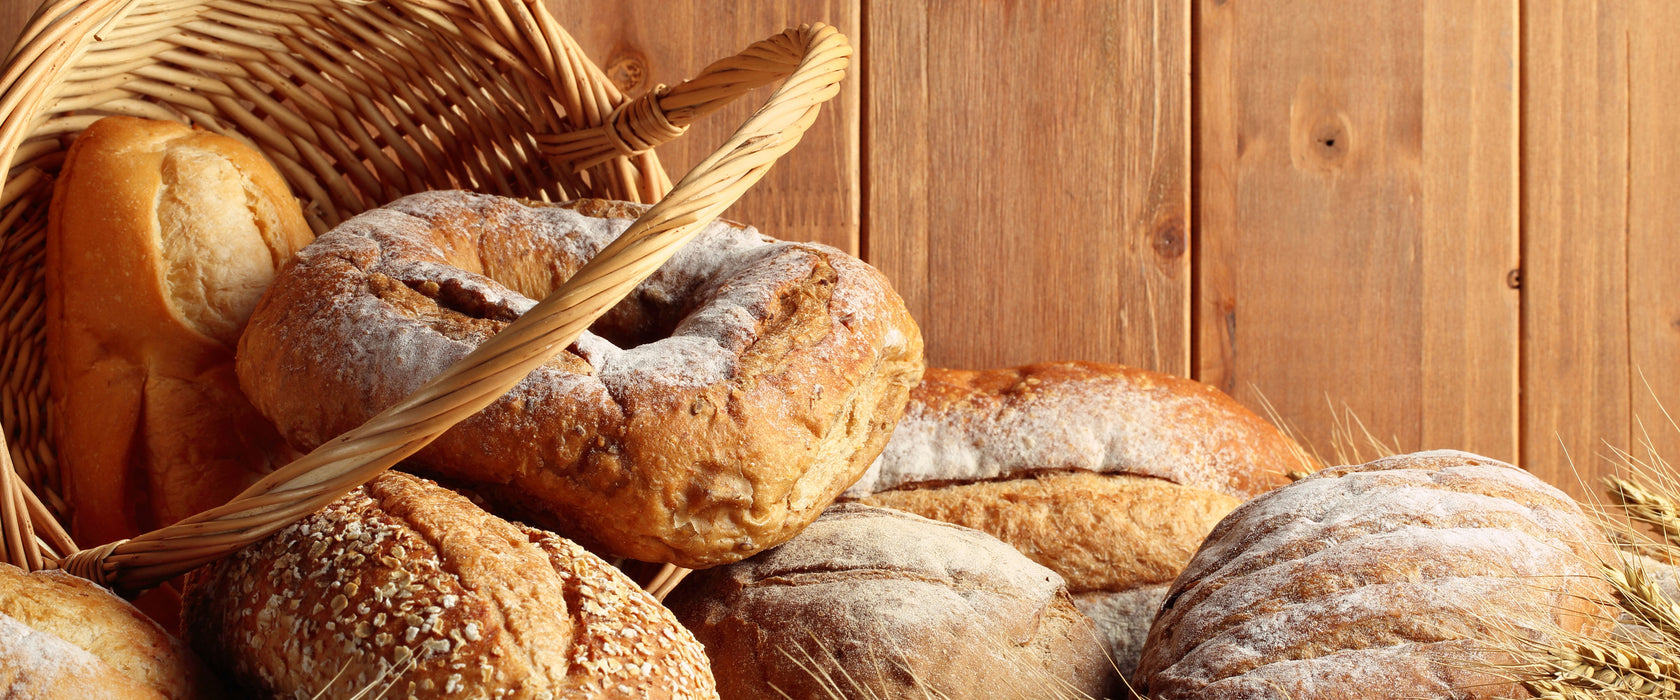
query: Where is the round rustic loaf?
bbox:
[1133,450,1616,699]
[0,564,220,699]
[665,503,1116,700]
[181,470,716,699]
[844,362,1305,675]
[236,191,924,568]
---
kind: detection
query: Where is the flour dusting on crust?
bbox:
[237,191,925,566]
[846,363,1301,499]
[1133,451,1616,700]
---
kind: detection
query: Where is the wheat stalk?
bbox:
[1493,389,1680,699]
[774,625,1112,700]
[1611,475,1680,548]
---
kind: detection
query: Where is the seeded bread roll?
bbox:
[666,503,1116,700]
[1133,451,1616,699]
[0,564,220,699]
[181,471,716,699]
[845,363,1306,674]
[47,116,312,551]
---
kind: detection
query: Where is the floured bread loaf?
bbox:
[0,564,220,699]
[847,362,1301,499]
[844,362,1307,675]
[237,192,923,568]
[1133,450,1616,699]
[666,503,1116,699]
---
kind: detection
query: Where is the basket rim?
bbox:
[0,2,854,599]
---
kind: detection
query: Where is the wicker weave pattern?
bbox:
[0,0,669,533]
[0,0,851,593]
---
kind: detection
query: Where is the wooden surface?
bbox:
[0,2,26,62]
[1523,1,1632,496]
[3,1,1677,500]
[548,0,861,256]
[1518,1,1680,496]
[1625,1,1680,486]
[866,1,1190,374]
[1196,0,1519,467]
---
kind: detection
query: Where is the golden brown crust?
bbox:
[1133,451,1617,699]
[840,362,1301,672]
[181,471,716,699]
[850,362,1306,499]
[0,565,219,699]
[46,116,312,549]
[236,191,924,567]
[858,471,1239,593]
[666,504,1117,699]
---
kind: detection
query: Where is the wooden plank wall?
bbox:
[1197,0,1519,470]
[557,1,1190,374]
[3,1,1678,501]
[1524,1,1680,497]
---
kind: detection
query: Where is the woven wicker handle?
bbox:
[541,23,847,173]
[58,23,852,592]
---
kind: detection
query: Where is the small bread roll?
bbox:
[47,116,313,550]
[666,503,1116,699]
[181,471,716,699]
[0,564,220,699]
[844,362,1307,674]
[1134,451,1615,698]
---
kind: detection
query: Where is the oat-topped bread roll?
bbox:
[181,471,716,699]
[237,191,924,568]
[1134,450,1616,699]
[843,362,1307,675]
[666,503,1117,699]
[0,564,221,699]
[47,116,312,549]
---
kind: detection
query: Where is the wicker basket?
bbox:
[0,0,849,596]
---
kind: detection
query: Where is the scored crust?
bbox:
[47,116,311,550]
[665,504,1117,699]
[237,192,924,567]
[841,362,1304,673]
[1133,451,1616,699]
[181,471,716,699]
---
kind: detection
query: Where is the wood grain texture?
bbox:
[0,0,31,62]
[1522,1,1631,498]
[866,0,1190,374]
[1196,0,1518,466]
[1626,0,1680,483]
[1420,0,1520,462]
[546,0,861,254]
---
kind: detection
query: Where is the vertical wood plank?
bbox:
[1626,1,1680,477]
[0,1,32,61]
[866,0,1190,375]
[1197,0,1519,466]
[546,1,861,254]
[1421,0,1520,462]
[1522,1,1630,498]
